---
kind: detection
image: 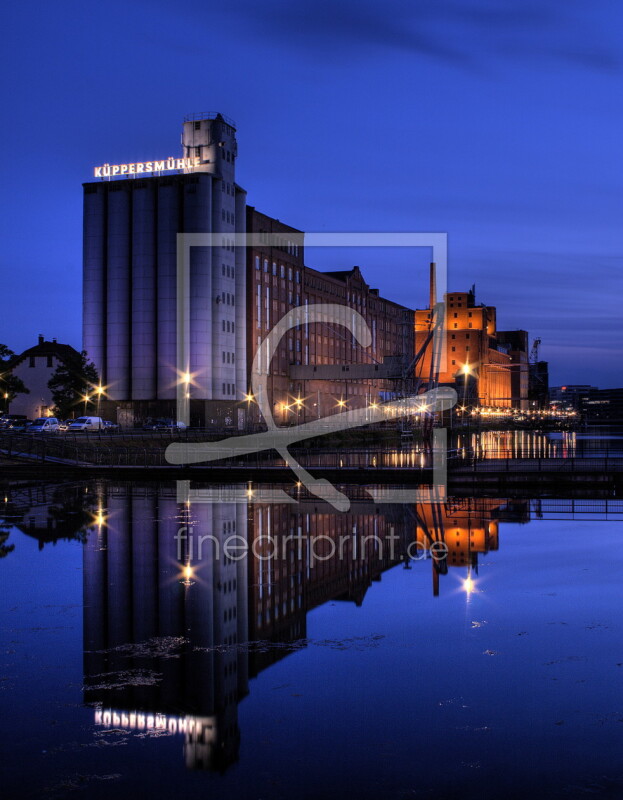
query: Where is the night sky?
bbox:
[2,0,621,386]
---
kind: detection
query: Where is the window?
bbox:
[468,322,473,328]
[47,355,53,368]
[194,121,200,130]
[453,312,458,318]
[264,259,269,273]
[453,323,458,329]
[195,146,201,157]
[288,267,293,281]
[451,346,456,352]
[272,262,277,276]
[29,356,35,368]
[280,264,285,278]
[255,256,260,270]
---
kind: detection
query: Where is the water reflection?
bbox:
[2,480,623,785]
[60,483,527,771]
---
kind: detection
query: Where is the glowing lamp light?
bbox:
[337,399,347,408]
[463,575,475,595]
[244,393,254,403]
[180,562,195,586]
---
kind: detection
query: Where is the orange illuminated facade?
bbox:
[415,289,528,408]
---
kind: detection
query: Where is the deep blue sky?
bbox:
[1,0,621,386]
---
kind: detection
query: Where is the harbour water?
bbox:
[1,465,623,798]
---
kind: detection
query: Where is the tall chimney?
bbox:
[38,334,44,346]
[429,262,437,309]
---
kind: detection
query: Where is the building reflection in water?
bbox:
[1,481,528,771]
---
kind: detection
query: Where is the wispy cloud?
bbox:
[218,0,620,72]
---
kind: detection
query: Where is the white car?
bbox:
[68,416,105,431]
[29,417,60,433]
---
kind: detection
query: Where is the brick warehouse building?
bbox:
[246,207,414,425]
[415,288,529,409]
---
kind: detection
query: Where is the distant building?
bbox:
[549,385,597,410]
[528,360,549,408]
[580,387,623,420]
[415,289,528,408]
[497,330,530,410]
[8,335,80,419]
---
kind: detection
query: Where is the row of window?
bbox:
[222,382,236,395]
[221,292,235,305]
[255,256,300,282]
[222,351,235,364]
[257,231,300,256]
[221,264,235,278]
[222,319,235,333]
[221,209,235,224]
[221,181,235,195]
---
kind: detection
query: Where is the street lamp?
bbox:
[94,384,104,416]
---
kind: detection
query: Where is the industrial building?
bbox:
[84,113,247,427]
[84,115,414,428]
[415,288,530,409]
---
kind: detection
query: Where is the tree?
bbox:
[48,351,100,419]
[0,344,29,412]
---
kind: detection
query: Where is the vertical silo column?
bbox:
[185,174,212,399]
[83,186,107,382]
[106,187,131,400]
[157,182,179,400]
[235,188,247,398]
[131,183,157,400]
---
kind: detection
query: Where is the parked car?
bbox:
[0,414,28,429]
[29,417,60,433]
[102,420,120,432]
[67,416,105,431]
[143,417,187,431]
[6,419,32,432]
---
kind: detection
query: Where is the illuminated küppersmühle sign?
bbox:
[94,156,201,178]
